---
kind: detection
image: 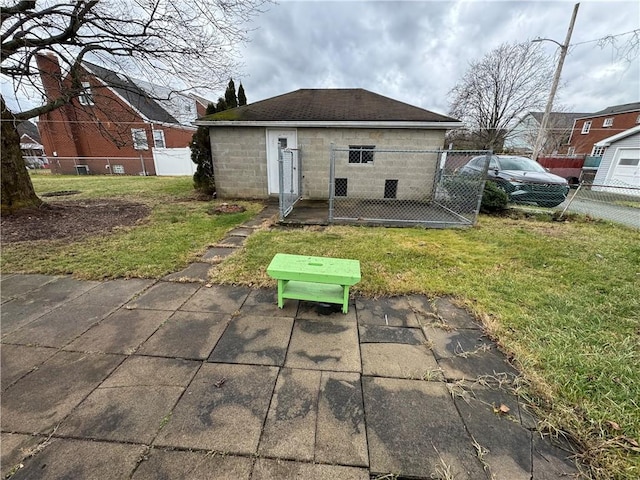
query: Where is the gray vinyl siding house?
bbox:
[593,126,640,196]
[195,89,462,200]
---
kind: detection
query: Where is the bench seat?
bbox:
[266,254,361,313]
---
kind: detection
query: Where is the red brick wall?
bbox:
[36,54,196,175]
[569,110,640,154]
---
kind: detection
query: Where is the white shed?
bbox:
[592,126,640,196]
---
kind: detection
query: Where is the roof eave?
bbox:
[594,125,640,147]
[194,120,464,129]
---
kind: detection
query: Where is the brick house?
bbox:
[36,53,209,175]
[505,111,590,155]
[567,102,640,156]
[195,89,461,200]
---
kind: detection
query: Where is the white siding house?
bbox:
[592,126,640,196]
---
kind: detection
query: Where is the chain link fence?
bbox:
[556,181,640,229]
[278,148,302,218]
[46,156,153,176]
[328,146,491,227]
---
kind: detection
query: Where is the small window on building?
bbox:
[581,121,592,134]
[78,81,94,106]
[636,114,640,124]
[591,146,605,156]
[603,118,613,127]
[131,128,149,150]
[335,178,348,196]
[153,129,166,148]
[567,146,576,155]
[348,145,375,164]
[384,180,398,199]
[619,158,639,166]
[113,165,125,174]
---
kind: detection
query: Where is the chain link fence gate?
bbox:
[328,146,491,227]
[278,147,302,218]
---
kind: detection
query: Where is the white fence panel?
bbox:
[153,147,195,176]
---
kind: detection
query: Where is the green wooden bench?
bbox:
[266,253,361,314]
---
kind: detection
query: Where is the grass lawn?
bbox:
[2,176,638,478]
[0,175,263,279]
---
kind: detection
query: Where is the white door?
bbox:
[267,129,298,194]
[610,148,640,191]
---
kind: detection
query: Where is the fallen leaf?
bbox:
[214,377,226,388]
[205,283,212,288]
[606,420,621,430]
[493,403,510,414]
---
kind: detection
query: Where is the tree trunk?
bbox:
[1,97,43,214]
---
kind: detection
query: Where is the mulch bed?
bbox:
[1,199,150,243]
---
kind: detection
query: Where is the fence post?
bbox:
[559,181,582,219]
[278,147,284,220]
[139,155,147,176]
[328,143,335,223]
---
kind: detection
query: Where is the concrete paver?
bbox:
[208,315,294,366]
[162,262,211,282]
[154,363,278,453]
[0,273,582,479]
[180,284,251,313]
[285,318,360,372]
[201,246,237,263]
[0,344,57,390]
[2,279,152,348]
[132,449,253,480]
[363,376,487,479]
[63,308,171,354]
[1,351,123,433]
[240,287,299,317]
[0,273,55,303]
[0,433,43,478]
[252,458,369,480]
[454,385,532,479]
[356,296,420,327]
[0,276,99,336]
[361,343,441,379]
[216,235,246,247]
[8,438,145,480]
[316,371,368,467]
[126,281,199,310]
[258,368,321,461]
[137,310,229,359]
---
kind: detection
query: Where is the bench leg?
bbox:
[277,279,285,309]
[342,286,349,314]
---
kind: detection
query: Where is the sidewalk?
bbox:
[0,207,581,479]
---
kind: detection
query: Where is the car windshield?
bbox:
[497,156,546,172]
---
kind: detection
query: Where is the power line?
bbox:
[570,29,640,47]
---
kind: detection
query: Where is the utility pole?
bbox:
[531,3,580,162]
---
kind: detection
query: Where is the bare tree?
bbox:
[1,0,269,214]
[447,42,555,151]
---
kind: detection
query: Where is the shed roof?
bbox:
[594,125,640,147]
[198,89,459,125]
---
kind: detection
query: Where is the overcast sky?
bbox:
[232,0,639,116]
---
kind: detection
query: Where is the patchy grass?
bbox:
[212,215,640,479]
[1,176,263,279]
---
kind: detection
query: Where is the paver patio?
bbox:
[0,273,581,479]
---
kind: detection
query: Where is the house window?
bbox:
[348,145,375,164]
[591,146,605,157]
[567,146,576,155]
[636,114,640,124]
[603,118,613,127]
[131,128,148,150]
[78,81,94,106]
[153,129,166,148]
[113,165,125,174]
[581,121,591,134]
[384,180,398,199]
[335,178,348,196]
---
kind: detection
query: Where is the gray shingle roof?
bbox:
[201,89,458,123]
[529,111,591,127]
[582,102,640,118]
[83,62,179,124]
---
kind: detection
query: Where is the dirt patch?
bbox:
[1,199,150,243]
[208,203,246,215]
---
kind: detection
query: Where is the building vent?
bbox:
[384,179,398,199]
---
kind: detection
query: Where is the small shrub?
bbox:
[480,181,508,213]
